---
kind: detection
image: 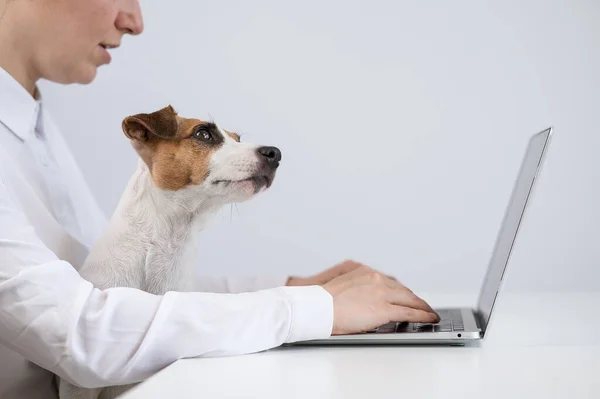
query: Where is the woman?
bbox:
[0,1,438,398]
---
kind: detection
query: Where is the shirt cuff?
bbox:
[279,285,333,343]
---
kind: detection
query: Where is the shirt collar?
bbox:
[0,66,42,141]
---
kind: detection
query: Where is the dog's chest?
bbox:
[81,213,201,294]
[142,248,195,295]
[141,223,200,295]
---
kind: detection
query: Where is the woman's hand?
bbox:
[286,259,397,286]
[286,260,439,334]
[322,266,439,334]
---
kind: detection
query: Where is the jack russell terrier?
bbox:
[58,105,282,399]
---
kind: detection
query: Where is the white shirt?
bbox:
[0,67,333,399]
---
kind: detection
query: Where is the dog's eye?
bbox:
[193,128,213,142]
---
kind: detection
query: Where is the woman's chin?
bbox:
[49,64,98,85]
[74,65,98,84]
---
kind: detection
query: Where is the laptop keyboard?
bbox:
[366,309,465,334]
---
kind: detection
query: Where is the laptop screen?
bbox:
[475,128,552,334]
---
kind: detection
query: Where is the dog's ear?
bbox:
[122,105,179,141]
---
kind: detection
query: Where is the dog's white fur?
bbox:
[58,114,277,399]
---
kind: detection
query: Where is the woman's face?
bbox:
[15,0,143,84]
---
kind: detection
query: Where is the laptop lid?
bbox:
[475,128,552,335]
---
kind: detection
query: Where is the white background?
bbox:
[40,0,599,298]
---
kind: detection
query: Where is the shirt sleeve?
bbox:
[0,177,333,389]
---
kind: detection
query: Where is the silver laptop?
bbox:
[294,127,552,345]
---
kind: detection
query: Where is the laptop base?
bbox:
[290,308,481,346]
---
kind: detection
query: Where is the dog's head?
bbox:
[122,105,281,204]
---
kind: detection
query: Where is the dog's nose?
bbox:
[257,146,281,169]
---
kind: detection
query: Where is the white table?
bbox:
[122,292,600,399]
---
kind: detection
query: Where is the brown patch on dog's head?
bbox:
[225,131,241,142]
[122,105,225,190]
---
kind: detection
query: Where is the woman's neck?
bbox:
[0,3,39,97]
[0,59,38,97]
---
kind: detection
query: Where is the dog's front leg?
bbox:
[58,379,101,399]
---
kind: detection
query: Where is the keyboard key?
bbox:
[377,323,397,334]
[395,322,410,333]
[412,324,434,332]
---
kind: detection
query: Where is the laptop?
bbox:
[294,127,553,345]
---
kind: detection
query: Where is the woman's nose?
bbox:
[115,1,144,36]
